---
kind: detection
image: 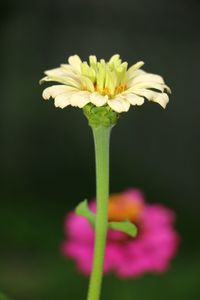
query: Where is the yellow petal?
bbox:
[108,54,121,67]
[89,55,97,66]
[81,62,96,82]
[80,76,95,92]
[127,61,144,75]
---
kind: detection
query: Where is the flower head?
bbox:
[41,54,171,113]
[61,189,179,277]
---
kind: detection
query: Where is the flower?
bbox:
[40,54,171,113]
[61,189,179,277]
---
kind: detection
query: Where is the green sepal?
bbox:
[108,220,138,237]
[75,199,95,225]
[83,103,119,128]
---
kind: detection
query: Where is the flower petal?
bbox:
[122,93,144,106]
[40,67,71,84]
[89,55,97,66]
[68,55,82,73]
[108,97,130,113]
[44,67,67,77]
[164,84,171,94]
[133,89,169,108]
[80,76,95,92]
[127,69,146,82]
[152,93,169,108]
[127,61,144,75]
[70,91,90,108]
[60,64,77,75]
[54,92,75,109]
[89,92,108,107]
[41,67,82,88]
[42,85,78,100]
[131,73,165,85]
[129,82,165,92]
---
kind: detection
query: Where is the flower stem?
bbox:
[86,125,111,300]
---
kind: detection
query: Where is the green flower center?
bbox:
[80,55,128,98]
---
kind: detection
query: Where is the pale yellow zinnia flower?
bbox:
[40,54,171,113]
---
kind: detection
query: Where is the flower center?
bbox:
[92,83,127,97]
[80,54,128,98]
[108,193,144,222]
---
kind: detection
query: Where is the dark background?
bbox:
[1,0,200,299]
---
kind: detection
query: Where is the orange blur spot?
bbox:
[108,193,144,222]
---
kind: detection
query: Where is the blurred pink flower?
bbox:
[61,189,180,278]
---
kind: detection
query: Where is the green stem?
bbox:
[86,125,111,300]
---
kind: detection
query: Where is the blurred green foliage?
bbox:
[0,292,11,300]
